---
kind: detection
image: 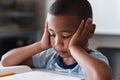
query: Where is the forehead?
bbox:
[47,14,80,32]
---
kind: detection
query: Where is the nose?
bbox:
[55,37,64,49]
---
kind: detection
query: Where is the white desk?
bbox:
[0,62,87,80]
[0,65,86,80]
[0,71,84,80]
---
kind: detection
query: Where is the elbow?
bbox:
[93,66,112,80]
[1,57,8,67]
[1,55,11,67]
[1,50,16,67]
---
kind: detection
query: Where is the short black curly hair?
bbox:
[48,0,92,21]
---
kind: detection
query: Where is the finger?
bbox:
[91,24,96,33]
[41,21,50,42]
[85,18,92,30]
[69,20,84,43]
[82,18,93,38]
[72,20,85,40]
[75,20,85,35]
[44,21,49,36]
[43,21,51,44]
[44,21,48,31]
[89,24,96,38]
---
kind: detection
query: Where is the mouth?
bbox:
[57,51,67,55]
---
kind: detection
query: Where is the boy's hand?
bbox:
[69,18,95,50]
[40,21,51,50]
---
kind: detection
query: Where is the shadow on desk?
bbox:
[96,47,120,80]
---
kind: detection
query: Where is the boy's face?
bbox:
[47,14,80,58]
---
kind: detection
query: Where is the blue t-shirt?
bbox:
[32,48,109,78]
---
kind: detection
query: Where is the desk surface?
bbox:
[0,65,86,80]
[0,62,87,80]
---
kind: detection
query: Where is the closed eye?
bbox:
[62,35,72,39]
[62,32,73,39]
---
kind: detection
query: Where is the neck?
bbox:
[61,57,76,65]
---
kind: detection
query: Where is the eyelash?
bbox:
[62,36,71,39]
[50,34,71,39]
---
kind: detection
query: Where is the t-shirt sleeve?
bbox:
[32,48,56,68]
[90,50,109,65]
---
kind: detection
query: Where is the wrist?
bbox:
[69,45,81,51]
[69,45,88,53]
[32,41,44,52]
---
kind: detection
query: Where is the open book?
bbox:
[0,65,86,80]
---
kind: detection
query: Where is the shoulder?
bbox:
[90,50,109,65]
[32,48,59,68]
[33,48,58,59]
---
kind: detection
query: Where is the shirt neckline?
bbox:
[56,49,92,69]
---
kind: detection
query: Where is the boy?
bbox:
[1,0,112,80]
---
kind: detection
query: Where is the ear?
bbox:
[89,24,96,38]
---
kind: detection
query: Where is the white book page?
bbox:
[0,71,86,80]
[0,65,32,74]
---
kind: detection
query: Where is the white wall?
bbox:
[45,0,55,13]
[88,0,120,49]
[89,0,120,35]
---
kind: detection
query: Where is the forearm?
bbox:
[1,41,43,66]
[69,46,112,80]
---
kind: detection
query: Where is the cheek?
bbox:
[65,38,71,48]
